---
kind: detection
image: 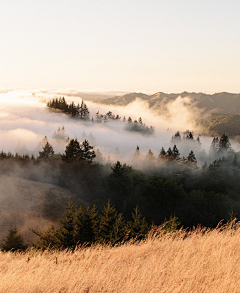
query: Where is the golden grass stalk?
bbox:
[1,221,240,293]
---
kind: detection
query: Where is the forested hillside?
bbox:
[199,113,240,137]
[98,92,240,115]
[0,130,240,250]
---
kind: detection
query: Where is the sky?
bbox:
[0,1,240,94]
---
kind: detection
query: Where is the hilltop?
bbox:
[98,91,240,115]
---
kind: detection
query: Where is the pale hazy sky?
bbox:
[1,1,240,93]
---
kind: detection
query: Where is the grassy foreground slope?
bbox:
[1,224,240,293]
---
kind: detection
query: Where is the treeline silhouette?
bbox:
[47,97,155,135]
[1,132,240,251]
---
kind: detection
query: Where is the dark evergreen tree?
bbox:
[74,206,99,245]
[218,134,231,153]
[111,213,127,243]
[210,137,219,155]
[95,111,103,123]
[171,131,181,144]
[138,117,143,124]
[57,199,76,249]
[158,147,166,161]
[39,142,54,159]
[165,147,173,161]
[187,150,197,167]
[1,227,27,252]
[185,131,194,140]
[30,224,60,250]
[97,200,118,243]
[78,100,90,120]
[79,139,96,162]
[172,145,180,161]
[111,161,131,177]
[128,206,149,240]
[127,117,132,123]
[61,139,81,162]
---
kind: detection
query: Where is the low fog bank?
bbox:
[1,89,239,168]
[1,90,240,245]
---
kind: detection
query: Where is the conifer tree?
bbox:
[127,117,132,123]
[111,161,131,177]
[218,134,231,153]
[61,139,81,162]
[128,206,149,240]
[74,206,99,245]
[111,213,127,243]
[97,200,118,243]
[57,199,76,249]
[30,224,60,250]
[158,147,166,161]
[172,145,180,161]
[95,111,102,123]
[187,150,197,167]
[210,137,219,155]
[1,227,27,252]
[39,142,54,159]
[79,139,96,162]
[171,131,181,144]
[79,100,90,120]
[138,117,143,124]
[184,131,194,140]
[165,147,173,161]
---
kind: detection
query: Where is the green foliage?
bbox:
[161,215,181,233]
[124,118,155,136]
[31,199,151,250]
[39,141,55,159]
[1,227,27,252]
[128,206,150,239]
[30,224,60,250]
[47,97,90,119]
[57,199,76,249]
[199,113,240,136]
[61,139,95,163]
[61,139,81,162]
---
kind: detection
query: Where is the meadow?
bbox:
[1,222,240,293]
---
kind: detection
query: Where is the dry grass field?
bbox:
[1,223,240,293]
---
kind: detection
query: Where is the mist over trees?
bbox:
[47,98,155,136]
[1,94,240,250]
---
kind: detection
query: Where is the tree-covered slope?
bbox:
[199,113,240,136]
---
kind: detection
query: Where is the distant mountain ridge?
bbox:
[98,92,240,115]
